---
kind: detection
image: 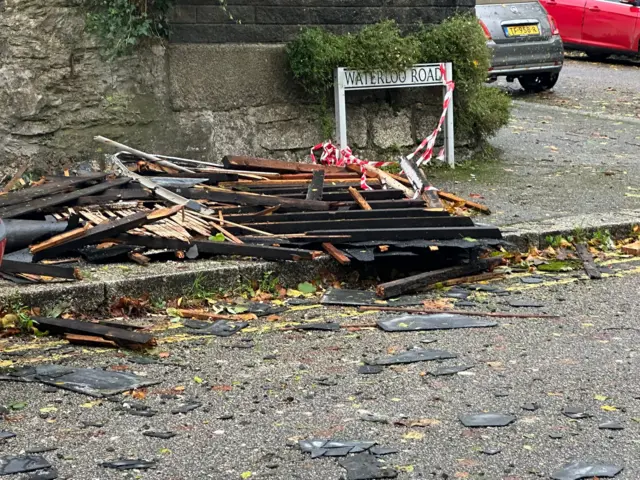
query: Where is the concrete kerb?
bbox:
[1,213,638,314]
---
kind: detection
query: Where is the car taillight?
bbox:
[479,20,492,40]
[547,14,559,35]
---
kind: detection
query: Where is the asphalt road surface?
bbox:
[497,53,640,118]
[1,256,640,479]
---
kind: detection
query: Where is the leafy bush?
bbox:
[287,14,512,146]
[86,0,174,58]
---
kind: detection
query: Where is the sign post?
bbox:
[334,63,454,167]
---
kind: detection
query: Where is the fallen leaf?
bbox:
[39,406,58,414]
[297,282,317,294]
[403,431,424,440]
[158,352,170,358]
[132,389,147,400]
[0,360,13,368]
[241,472,253,479]
[159,448,172,455]
[594,394,608,401]
[80,401,102,408]
[212,385,232,392]
[194,376,203,384]
[174,386,186,392]
[601,405,618,412]
[397,465,414,473]
[9,402,27,411]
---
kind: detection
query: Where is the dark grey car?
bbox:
[476,0,564,92]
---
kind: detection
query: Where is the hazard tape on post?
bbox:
[311,63,455,190]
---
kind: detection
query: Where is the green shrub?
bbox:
[286,14,512,147]
[86,0,174,58]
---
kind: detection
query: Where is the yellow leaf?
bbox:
[523,445,533,451]
[391,398,401,402]
[397,465,414,473]
[241,472,252,479]
[601,405,617,412]
[174,386,186,392]
[39,406,58,413]
[194,376,203,384]
[403,431,424,440]
[159,448,172,455]
[80,400,102,408]
[0,360,13,368]
[581,323,594,328]
[594,394,608,401]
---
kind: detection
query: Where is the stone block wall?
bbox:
[0,0,472,174]
[171,0,473,43]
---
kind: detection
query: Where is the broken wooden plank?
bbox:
[198,187,333,211]
[0,259,81,280]
[376,263,492,299]
[437,191,491,214]
[116,234,322,262]
[1,165,28,193]
[30,225,92,254]
[227,216,474,235]
[0,174,108,209]
[348,187,372,210]
[34,317,156,347]
[128,252,151,265]
[34,206,183,259]
[303,226,503,242]
[223,155,346,174]
[64,334,118,348]
[210,221,243,244]
[306,170,325,201]
[359,306,560,319]
[224,207,449,224]
[322,243,351,265]
[424,271,504,290]
[575,243,602,279]
[0,178,131,219]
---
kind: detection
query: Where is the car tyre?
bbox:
[518,72,559,93]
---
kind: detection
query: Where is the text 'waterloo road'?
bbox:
[338,64,445,91]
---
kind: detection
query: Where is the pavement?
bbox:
[1,54,640,480]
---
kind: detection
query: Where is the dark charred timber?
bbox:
[223,208,449,224]
[301,226,503,242]
[0,259,80,280]
[306,170,325,201]
[223,156,346,174]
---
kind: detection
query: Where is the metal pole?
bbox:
[334,68,347,161]
[444,63,455,168]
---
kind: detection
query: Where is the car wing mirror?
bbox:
[621,0,639,5]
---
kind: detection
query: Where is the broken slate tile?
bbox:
[456,301,476,307]
[522,403,539,412]
[293,323,340,331]
[143,431,177,439]
[599,421,624,430]
[0,365,161,398]
[0,431,16,440]
[171,402,201,414]
[358,365,383,375]
[459,413,516,427]
[101,459,156,470]
[372,349,456,366]
[508,300,545,308]
[358,410,390,424]
[444,289,470,300]
[26,468,58,480]
[0,455,51,475]
[299,439,377,457]
[324,447,353,457]
[521,276,544,284]
[339,454,398,480]
[321,288,421,307]
[310,448,327,459]
[462,284,508,294]
[562,407,591,420]
[369,446,398,456]
[482,447,501,455]
[185,320,248,337]
[429,365,474,376]
[377,314,496,332]
[550,460,623,480]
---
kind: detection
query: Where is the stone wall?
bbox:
[171,0,471,43]
[0,0,469,175]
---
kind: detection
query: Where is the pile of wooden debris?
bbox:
[0,137,505,296]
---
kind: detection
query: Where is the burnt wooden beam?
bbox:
[224,208,449,224]
[0,178,131,219]
[76,188,153,204]
[303,226,503,242]
[33,206,183,259]
[277,189,405,202]
[227,216,474,235]
[0,173,108,209]
[575,243,602,279]
[115,234,322,262]
[223,155,346,174]
[195,188,334,211]
[376,262,493,299]
[34,317,155,348]
[306,170,325,201]
[0,259,80,280]
[351,199,426,210]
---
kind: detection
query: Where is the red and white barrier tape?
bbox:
[311,63,455,190]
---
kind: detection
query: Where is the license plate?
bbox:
[505,25,540,36]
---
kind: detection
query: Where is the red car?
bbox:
[540,0,640,59]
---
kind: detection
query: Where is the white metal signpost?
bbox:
[334,63,454,167]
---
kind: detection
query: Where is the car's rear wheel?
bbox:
[518,72,559,93]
